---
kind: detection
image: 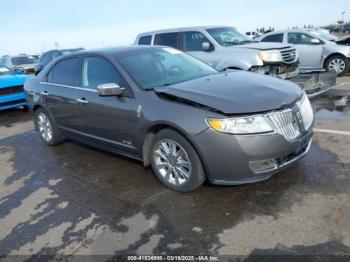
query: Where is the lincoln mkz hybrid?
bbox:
[24,46,314,192]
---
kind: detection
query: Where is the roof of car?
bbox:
[137,25,235,36]
[55,45,166,59]
[85,45,166,55]
[42,48,85,54]
[265,29,311,35]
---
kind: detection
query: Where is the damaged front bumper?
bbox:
[250,62,299,79]
[250,63,341,98]
[290,72,343,98]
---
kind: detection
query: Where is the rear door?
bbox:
[153,32,182,49]
[41,57,83,131]
[287,32,323,69]
[72,55,140,155]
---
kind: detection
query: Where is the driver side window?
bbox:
[82,57,125,90]
[183,31,210,51]
[288,33,316,45]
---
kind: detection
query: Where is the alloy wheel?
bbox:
[153,139,192,185]
[328,58,346,74]
[37,113,53,142]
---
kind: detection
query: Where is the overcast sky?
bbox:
[1,0,349,55]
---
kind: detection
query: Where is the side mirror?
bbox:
[310,38,321,45]
[34,64,44,75]
[97,83,125,96]
[202,42,213,52]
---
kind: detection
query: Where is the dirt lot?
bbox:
[0,76,350,260]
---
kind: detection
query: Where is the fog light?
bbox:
[249,159,277,174]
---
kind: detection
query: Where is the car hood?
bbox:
[233,42,292,50]
[155,71,303,115]
[0,74,30,88]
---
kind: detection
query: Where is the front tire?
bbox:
[150,129,205,192]
[34,108,64,146]
[325,55,349,76]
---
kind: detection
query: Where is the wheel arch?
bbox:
[142,123,209,180]
[323,52,348,68]
[33,104,43,112]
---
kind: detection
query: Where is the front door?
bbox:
[287,32,323,69]
[183,31,217,67]
[72,56,140,155]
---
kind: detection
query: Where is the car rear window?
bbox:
[50,58,80,86]
[138,35,152,45]
[261,33,284,43]
[11,56,36,65]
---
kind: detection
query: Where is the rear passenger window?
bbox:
[51,58,80,86]
[138,35,152,45]
[154,33,180,49]
[82,57,125,90]
[261,34,284,43]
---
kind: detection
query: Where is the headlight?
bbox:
[207,116,274,134]
[258,50,282,62]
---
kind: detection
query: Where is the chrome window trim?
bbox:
[39,82,97,92]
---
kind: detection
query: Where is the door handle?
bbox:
[41,91,48,96]
[76,98,88,104]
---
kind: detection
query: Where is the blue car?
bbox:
[0,65,30,110]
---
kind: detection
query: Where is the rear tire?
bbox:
[150,129,205,192]
[325,55,349,76]
[34,108,64,146]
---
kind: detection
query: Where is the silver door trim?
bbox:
[40,82,97,92]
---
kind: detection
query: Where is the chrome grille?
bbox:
[280,48,297,64]
[0,85,24,96]
[266,110,300,142]
[265,95,314,142]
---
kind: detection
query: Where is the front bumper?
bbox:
[193,128,313,185]
[250,61,299,79]
[0,92,28,110]
[290,72,341,98]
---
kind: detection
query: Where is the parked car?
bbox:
[135,26,299,79]
[0,65,30,110]
[25,46,314,192]
[245,31,262,39]
[34,48,84,75]
[257,29,350,76]
[0,55,37,74]
[336,36,350,46]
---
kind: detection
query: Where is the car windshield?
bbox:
[206,27,254,46]
[0,66,12,76]
[309,29,338,41]
[11,56,37,65]
[117,48,217,90]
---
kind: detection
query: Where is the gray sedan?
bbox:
[258,29,350,76]
[24,46,314,192]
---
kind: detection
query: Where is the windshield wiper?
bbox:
[222,41,239,46]
[161,83,173,86]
